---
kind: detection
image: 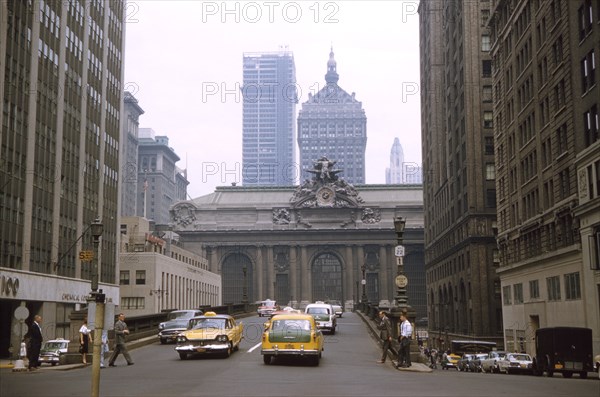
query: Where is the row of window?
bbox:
[502,272,581,305]
[120,270,145,285]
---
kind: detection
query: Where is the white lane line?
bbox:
[247,342,262,353]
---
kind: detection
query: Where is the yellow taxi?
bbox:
[442,352,461,370]
[261,313,324,366]
[175,312,243,360]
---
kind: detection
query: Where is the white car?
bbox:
[480,351,508,373]
[305,302,337,334]
[38,338,69,366]
[327,300,344,318]
[497,353,533,374]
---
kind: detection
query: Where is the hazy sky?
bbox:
[124,0,422,198]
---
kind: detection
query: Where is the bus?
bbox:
[451,340,497,355]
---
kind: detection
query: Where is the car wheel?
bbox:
[179,352,189,360]
[579,371,587,379]
[160,338,166,345]
[263,355,272,365]
[224,342,233,358]
[51,363,57,366]
[562,372,573,378]
[311,356,320,366]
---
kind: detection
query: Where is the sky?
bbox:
[124,0,422,198]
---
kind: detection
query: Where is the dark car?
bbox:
[158,309,203,344]
[457,354,475,372]
[532,327,594,379]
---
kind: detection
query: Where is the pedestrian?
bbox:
[376,310,394,364]
[108,313,134,366]
[79,317,93,364]
[430,349,438,369]
[24,315,43,371]
[100,329,109,368]
[396,311,413,368]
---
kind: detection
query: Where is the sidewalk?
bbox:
[354,309,433,373]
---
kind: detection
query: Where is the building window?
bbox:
[486,189,496,208]
[564,272,581,300]
[503,285,512,305]
[552,35,563,66]
[578,0,594,40]
[486,163,496,180]
[482,34,491,51]
[484,111,493,128]
[485,136,494,155]
[136,270,146,285]
[119,271,130,285]
[120,297,145,310]
[529,279,540,299]
[482,60,492,77]
[584,104,599,147]
[557,123,568,154]
[591,226,600,270]
[482,85,493,102]
[481,9,490,25]
[580,50,596,93]
[513,283,523,304]
[547,276,561,301]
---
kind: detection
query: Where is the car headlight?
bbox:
[176,335,187,343]
[159,323,165,330]
[217,335,228,343]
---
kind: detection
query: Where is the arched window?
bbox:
[221,253,253,304]
[311,253,343,302]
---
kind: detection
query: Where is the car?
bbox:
[441,353,460,370]
[480,351,508,373]
[326,300,344,318]
[457,353,476,372]
[38,338,69,366]
[532,327,594,379]
[158,309,203,344]
[304,302,337,334]
[257,299,278,317]
[468,353,489,372]
[497,353,533,374]
[594,354,600,379]
[261,313,324,366]
[175,312,243,359]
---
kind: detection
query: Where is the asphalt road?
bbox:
[1,312,598,397]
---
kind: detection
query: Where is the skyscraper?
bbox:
[419,0,502,348]
[298,49,367,185]
[386,138,404,184]
[137,129,189,225]
[120,91,144,217]
[0,0,125,354]
[241,50,297,186]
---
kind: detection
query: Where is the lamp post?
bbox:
[360,264,368,309]
[393,217,408,307]
[150,288,168,313]
[242,263,248,306]
[89,218,104,397]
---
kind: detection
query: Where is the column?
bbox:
[379,245,389,301]
[289,245,298,307]
[256,245,264,300]
[300,246,309,303]
[266,246,274,298]
[344,245,354,306]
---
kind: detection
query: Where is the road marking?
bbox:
[247,342,261,353]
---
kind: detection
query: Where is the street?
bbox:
[1,313,598,397]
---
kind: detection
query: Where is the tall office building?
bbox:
[298,49,367,184]
[120,91,144,217]
[241,50,297,186]
[419,0,502,349]
[489,0,600,354]
[0,0,125,356]
[137,129,189,225]
[386,138,404,184]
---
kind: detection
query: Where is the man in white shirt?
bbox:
[397,311,413,368]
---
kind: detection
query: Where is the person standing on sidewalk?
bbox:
[376,311,395,364]
[79,317,93,364]
[397,311,413,368]
[108,313,134,366]
[25,315,43,371]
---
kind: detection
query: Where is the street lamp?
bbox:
[360,264,368,308]
[89,217,104,397]
[150,288,168,313]
[393,217,408,307]
[242,263,248,305]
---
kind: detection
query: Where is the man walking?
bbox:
[397,311,413,368]
[108,313,134,366]
[376,311,394,364]
[25,315,43,371]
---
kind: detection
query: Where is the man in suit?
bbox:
[376,311,395,364]
[108,313,134,366]
[26,315,43,370]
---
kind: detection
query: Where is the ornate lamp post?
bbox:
[242,263,248,305]
[360,264,368,309]
[393,217,408,307]
[89,218,104,397]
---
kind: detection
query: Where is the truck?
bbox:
[532,327,594,379]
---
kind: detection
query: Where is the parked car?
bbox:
[468,353,489,372]
[532,327,594,379]
[326,300,344,318]
[441,353,460,370]
[457,353,475,371]
[305,302,337,334]
[38,338,69,366]
[257,299,278,317]
[261,313,324,366]
[480,351,508,373]
[175,312,243,359]
[498,353,533,374]
[158,309,203,344]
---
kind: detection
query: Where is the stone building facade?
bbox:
[170,164,426,316]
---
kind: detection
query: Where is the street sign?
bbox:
[395,245,405,257]
[79,250,94,261]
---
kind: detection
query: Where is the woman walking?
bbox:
[79,318,93,364]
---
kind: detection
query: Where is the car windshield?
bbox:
[44,342,66,349]
[271,319,311,331]
[307,307,329,314]
[168,311,195,320]
[261,301,276,307]
[510,354,531,361]
[189,318,226,330]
